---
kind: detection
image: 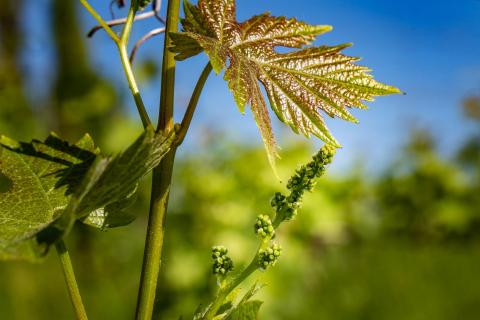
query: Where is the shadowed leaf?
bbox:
[0,127,175,260]
[74,127,175,229]
[0,133,97,248]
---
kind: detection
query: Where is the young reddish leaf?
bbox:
[171,0,401,173]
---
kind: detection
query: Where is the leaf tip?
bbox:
[267,151,281,181]
[387,85,403,95]
[328,136,342,149]
[317,24,333,34]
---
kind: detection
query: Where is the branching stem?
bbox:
[80,0,152,127]
[55,240,88,320]
[130,27,166,63]
[203,251,262,319]
[87,0,165,37]
[117,4,152,127]
[79,0,119,42]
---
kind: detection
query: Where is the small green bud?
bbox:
[284,206,298,220]
[286,175,301,190]
[315,144,336,165]
[287,190,302,204]
[273,145,336,224]
[258,243,282,270]
[271,192,286,211]
[211,246,233,276]
[254,214,275,239]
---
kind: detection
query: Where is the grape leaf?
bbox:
[80,186,137,230]
[0,133,97,248]
[171,0,401,172]
[0,127,175,260]
[72,126,175,228]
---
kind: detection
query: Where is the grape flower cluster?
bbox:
[254,214,275,239]
[271,144,336,221]
[211,246,234,276]
[211,145,335,277]
[258,243,282,270]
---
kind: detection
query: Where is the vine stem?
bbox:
[203,258,259,320]
[79,0,119,42]
[55,240,88,320]
[117,3,152,128]
[135,0,181,319]
[80,0,152,128]
[176,62,213,146]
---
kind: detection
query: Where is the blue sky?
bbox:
[23,0,480,173]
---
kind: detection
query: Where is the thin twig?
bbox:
[153,0,166,24]
[87,0,165,37]
[117,3,152,127]
[87,11,153,37]
[80,0,120,42]
[80,0,151,126]
[109,0,117,19]
[129,27,166,63]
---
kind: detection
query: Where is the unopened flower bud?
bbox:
[258,243,282,270]
[211,246,233,275]
[254,214,275,239]
[271,192,286,211]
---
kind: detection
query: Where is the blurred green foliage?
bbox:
[1,0,480,319]
[1,127,480,319]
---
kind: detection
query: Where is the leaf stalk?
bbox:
[55,240,88,320]
[176,62,213,146]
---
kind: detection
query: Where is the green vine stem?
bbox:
[55,240,88,320]
[176,62,213,145]
[80,0,152,128]
[135,0,181,319]
[203,252,261,319]
[79,0,119,42]
[117,3,152,128]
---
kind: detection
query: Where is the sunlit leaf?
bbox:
[171,0,401,173]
